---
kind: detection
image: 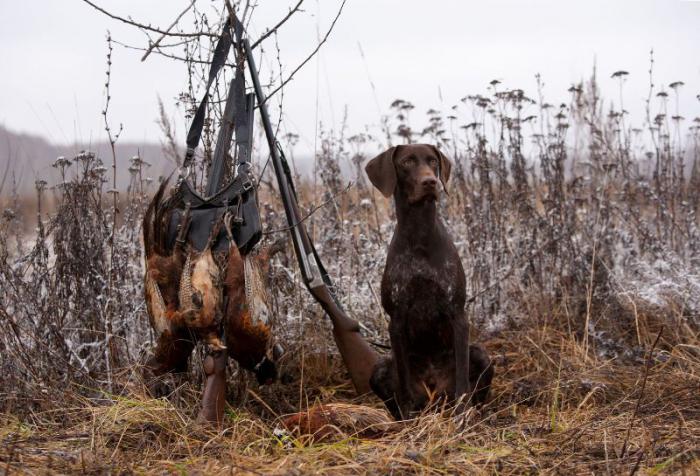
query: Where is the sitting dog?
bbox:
[366,144,494,420]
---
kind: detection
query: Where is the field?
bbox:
[1,70,699,474]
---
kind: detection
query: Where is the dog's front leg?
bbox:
[453,313,472,407]
[389,321,414,419]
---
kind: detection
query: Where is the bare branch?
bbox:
[620,327,664,459]
[80,0,214,39]
[112,38,237,67]
[141,0,197,62]
[263,182,353,235]
[250,0,305,50]
[262,0,347,105]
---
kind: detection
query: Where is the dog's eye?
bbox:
[401,157,415,167]
[429,157,438,166]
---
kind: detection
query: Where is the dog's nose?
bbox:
[421,176,437,189]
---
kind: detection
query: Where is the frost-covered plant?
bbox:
[1,62,698,410]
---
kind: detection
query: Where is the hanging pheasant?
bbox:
[143,178,189,337]
[143,178,225,351]
[177,221,226,351]
[224,233,285,385]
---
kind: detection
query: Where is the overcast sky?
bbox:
[1,0,699,158]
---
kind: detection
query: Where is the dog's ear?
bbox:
[431,145,452,194]
[365,146,397,197]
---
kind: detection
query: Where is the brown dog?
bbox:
[366,144,493,420]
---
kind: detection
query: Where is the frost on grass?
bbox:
[1,69,699,418]
[618,254,700,320]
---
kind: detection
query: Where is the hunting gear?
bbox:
[143,13,381,425]
[143,16,271,424]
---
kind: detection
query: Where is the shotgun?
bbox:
[234,17,379,395]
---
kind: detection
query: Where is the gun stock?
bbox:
[240,31,378,395]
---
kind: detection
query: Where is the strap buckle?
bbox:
[233,196,244,225]
[241,169,256,192]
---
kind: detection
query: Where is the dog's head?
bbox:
[365,144,452,203]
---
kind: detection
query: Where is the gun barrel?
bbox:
[242,38,316,284]
[242,37,378,395]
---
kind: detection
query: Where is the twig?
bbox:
[80,0,213,38]
[250,0,305,49]
[629,450,645,476]
[620,327,663,459]
[102,33,122,392]
[465,233,562,304]
[141,0,197,62]
[263,182,353,235]
[112,38,235,67]
[246,388,279,418]
[261,0,347,105]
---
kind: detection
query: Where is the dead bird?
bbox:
[143,177,190,336]
[279,403,393,442]
[178,221,226,351]
[224,237,285,385]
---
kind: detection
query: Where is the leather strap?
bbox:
[182,18,234,169]
[232,16,255,170]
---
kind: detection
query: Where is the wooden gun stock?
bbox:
[240,30,378,394]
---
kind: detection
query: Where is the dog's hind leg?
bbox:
[370,356,402,420]
[468,344,494,405]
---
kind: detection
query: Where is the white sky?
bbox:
[1,0,699,157]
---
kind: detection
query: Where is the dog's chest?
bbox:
[382,248,462,315]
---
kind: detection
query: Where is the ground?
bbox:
[2,327,697,475]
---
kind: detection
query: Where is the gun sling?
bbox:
[166,17,261,255]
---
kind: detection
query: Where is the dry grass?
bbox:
[2,55,700,473]
[1,324,698,475]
